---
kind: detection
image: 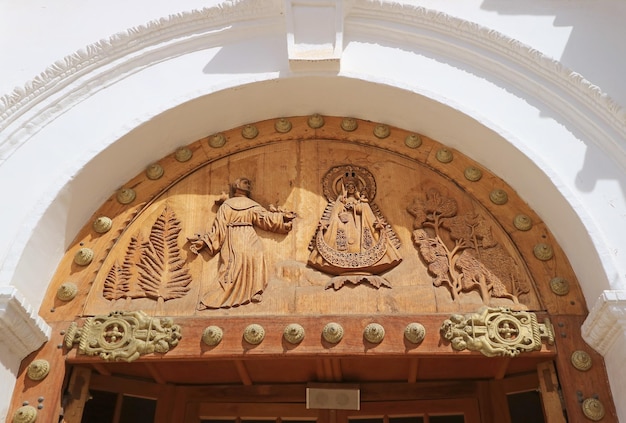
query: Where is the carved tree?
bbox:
[103,234,147,300]
[136,206,192,304]
[408,188,525,304]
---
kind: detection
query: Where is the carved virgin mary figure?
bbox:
[189,178,295,309]
[308,165,402,289]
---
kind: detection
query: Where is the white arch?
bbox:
[1,0,625,419]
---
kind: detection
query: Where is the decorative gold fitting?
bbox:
[322,322,344,344]
[202,326,223,346]
[464,166,482,182]
[145,163,164,180]
[436,148,453,163]
[208,133,227,148]
[242,124,259,139]
[581,397,605,421]
[275,118,292,133]
[116,188,136,204]
[373,124,390,139]
[243,324,265,345]
[489,189,508,205]
[93,216,112,234]
[74,248,94,266]
[404,322,426,344]
[283,323,305,344]
[513,214,532,231]
[12,405,37,423]
[175,147,193,161]
[308,114,325,129]
[571,350,592,371]
[57,282,78,301]
[363,323,385,343]
[404,134,422,148]
[341,117,358,132]
[549,277,570,296]
[533,243,554,261]
[26,359,50,381]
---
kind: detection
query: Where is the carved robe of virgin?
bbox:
[197,196,292,309]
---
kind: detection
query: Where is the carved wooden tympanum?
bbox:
[308,165,402,289]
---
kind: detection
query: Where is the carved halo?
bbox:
[322,165,377,202]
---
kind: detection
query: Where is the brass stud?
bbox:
[341,117,358,132]
[404,134,422,148]
[404,322,426,344]
[274,118,292,133]
[373,124,390,139]
[202,326,223,346]
[464,166,482,182]
[241,124,259,139]
[145,163,164,180]
[92,216,112,234]
[550,277,570,296]
[308,114,325,129]
[208,133,227,148]
[581,397,605,421]
[436,148,453,163]
[12,405,37,423]
[489,189,508,205]
[175,147,193,161]
[116,188,136,204]
[322,322,344,344]
[283,323,305,344]
[74,248,94,266]
[363,323,385,344]
[27,359,50,381]
[57,283,78,302]
[534,243,554,261]
[513,214,532,231]
[243,324,265,345]
[571,350,592,371]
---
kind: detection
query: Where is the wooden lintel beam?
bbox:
[145,362,167,384]
[331,358,342,382]
[494,358,511,380]
[234,360,253,386]
[315,359,325,382]
[408,358,419,383]
[91,362,111,376]
[322,358,333,382]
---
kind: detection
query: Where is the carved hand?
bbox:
[186,235,205,254]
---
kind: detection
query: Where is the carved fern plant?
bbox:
[103,234,148,300]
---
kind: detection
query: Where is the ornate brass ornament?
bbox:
[208,133,227,148]
[404,134,422,148]
[308,113,325,129]
[363,323,385,343]
[404,322,426,344]
[440,307,555,357]
[283,323,305,344]
[409,188,529,304]
[571,350,593,371]
[489,189,508,205]
[64,310,181,362]
[241,124,259,139]
[582,398,605,421]
[464,166,482,182]
[243,324,265,345]
[145,163,164,180]
[373,124,390,139]
[513,214,532,231]
[323,322,344,344]
[56,282,78,301]
[202,326,223,346]
[308,165,402,290]
[274,118,292,133]
[93,216,113,234]
[116,187,136,204]
[103,206,192,303]
[26,359,50,381]
[436,148,453,163]
[12,405,37,423]
[175,147,192,162]
[550,277,570,296]
[533,243,554,261]
[341,117,358,132]
[74,247,94,266]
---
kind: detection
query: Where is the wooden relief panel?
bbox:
[82,139,541,317]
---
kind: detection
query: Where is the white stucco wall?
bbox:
[1,0,625,420]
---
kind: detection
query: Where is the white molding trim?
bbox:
[0,287,50,361]
[582,290,626,356]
